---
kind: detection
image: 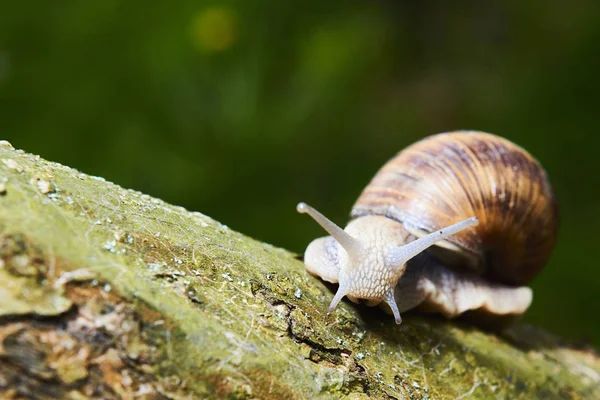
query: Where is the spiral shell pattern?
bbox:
[351,131,558,286]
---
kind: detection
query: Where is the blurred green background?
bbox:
[1,1,599,346]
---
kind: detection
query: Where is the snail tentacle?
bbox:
[386,217,478,272]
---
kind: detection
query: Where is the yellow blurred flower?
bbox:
[191,7,237,53]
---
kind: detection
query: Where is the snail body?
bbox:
[298,131,558,325]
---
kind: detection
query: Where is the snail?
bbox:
[297,131,558,325]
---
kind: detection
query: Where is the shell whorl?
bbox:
[351,131,558,286]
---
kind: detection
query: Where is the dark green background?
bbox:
[2,1,599,347]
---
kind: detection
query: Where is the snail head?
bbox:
[297,202,478,324]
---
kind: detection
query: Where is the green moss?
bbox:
[0,143,598,399]
[0,269,72,317]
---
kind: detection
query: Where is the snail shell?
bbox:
[351,131,559,286]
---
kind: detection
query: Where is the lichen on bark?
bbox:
[0,141,597,399]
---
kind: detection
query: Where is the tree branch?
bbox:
[0,141,597,399]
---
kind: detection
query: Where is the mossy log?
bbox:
[0,141,597,400]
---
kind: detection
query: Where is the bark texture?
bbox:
[0,141,598,399]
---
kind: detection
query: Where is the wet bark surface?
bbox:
[0,141,598,399]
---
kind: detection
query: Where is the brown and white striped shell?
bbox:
[351,131,558,286]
